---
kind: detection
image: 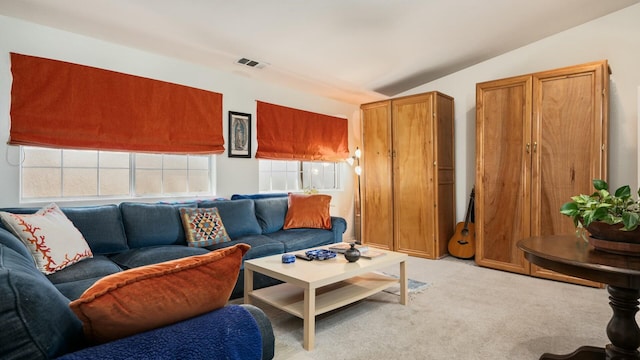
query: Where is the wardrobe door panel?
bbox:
[361,101,394,250]
[436,94,456,257]
[476,76,532,274]
[393,94,435,257]
[534,73,597,237]
[530,62,608,286]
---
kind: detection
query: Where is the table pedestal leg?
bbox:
[605,286,640,360]
[539,286,640,360]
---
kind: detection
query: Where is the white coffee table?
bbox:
[243,246,409,350]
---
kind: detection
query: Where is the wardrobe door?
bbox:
[476,76,532,274]
[435,93,456,258]
[530,61,608,284]
[361,101,394,250]
[392,94,436,258]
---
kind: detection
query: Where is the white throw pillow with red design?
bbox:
[0,203,93,274]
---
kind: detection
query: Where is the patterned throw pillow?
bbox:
[179,207,231,247]
[0,203,93,274]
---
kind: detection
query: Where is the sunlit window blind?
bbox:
[255,101,349,162]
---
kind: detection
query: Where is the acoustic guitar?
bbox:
[448,187,475,259]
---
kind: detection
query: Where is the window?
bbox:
[258,160,341,192]
[20,146,212,201]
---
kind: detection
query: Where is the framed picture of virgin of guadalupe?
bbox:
[228,111,251,158]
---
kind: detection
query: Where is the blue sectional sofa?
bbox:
[0,195,347,359]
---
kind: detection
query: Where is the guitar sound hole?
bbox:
[461,229,469,236]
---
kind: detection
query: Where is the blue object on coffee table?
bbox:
[305,249,337,261]
[282,254,295,263]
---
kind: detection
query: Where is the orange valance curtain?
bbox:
[9,53,224,154]
[255,101,349,162]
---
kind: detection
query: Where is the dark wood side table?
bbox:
[518,235,640,360]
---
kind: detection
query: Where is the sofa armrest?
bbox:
[57,304,273,360]
[0,227,32,260]
[331,216,347,243]
[240,304,275,360]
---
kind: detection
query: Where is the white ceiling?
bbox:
[1,0,638,104]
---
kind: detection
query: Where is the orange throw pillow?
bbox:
[69,243,250,343]
[283,193,332,230]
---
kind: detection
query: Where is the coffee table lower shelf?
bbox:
[247,272,398,318]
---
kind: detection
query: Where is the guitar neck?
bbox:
[462,189,475,228]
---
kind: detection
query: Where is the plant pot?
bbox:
[585,221,640,256]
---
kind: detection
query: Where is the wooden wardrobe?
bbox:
[475,60,609,285]
[360,91,455,259]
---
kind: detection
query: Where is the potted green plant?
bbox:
[560,179,640,246]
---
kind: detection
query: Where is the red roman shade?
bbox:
[256,101,349,162]
[9,53,224,154]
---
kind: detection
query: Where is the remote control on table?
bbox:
[295,253,313,261]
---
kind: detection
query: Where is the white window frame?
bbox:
[19,146,214,203]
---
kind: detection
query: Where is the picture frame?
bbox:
[228,111,251,158]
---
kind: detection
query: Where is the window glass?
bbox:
[63,168,97,196]
[22,168,61,198]
[100,169,129,196]
[63,150,97,167]
[259,159,341,192]
[22,148,61,167]
[135,169,163,195]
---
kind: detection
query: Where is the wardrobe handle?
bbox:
[526,143,530,154]
[533,142,538,153]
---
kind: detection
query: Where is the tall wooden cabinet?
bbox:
[475,60,609,285]
[360,91,455,259]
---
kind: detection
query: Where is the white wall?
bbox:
[399,4,640,221]
[0,15,360,238]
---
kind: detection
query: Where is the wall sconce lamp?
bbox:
[347,147,361,175]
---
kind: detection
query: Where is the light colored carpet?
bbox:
[379,272,431,296]
[246,256,616,360]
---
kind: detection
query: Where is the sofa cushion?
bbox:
[283,193,332,230]
[0,245,83,359]
[254,197,288,234]
[0,227,32,260]
[179,207,231,247]
[205,235,284,261]
[0,203,93,274]
[55,276,112,302]
[69,244,250,343]
[109,245,209,269]
[198,199,262,239]
[47,255,122,285]
[266,228,335,252]
[120,202,196,248]
[61,205,129,254]
[47,255,123,300]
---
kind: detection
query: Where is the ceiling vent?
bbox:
[236,57,267,69]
